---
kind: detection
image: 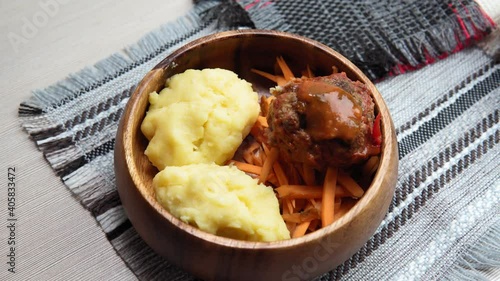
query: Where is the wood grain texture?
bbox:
[115,30,399,281]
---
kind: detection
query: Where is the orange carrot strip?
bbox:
[292,221,311,238]
[276,56,295,81]
[308,219,319,231]
[287,163,302,185]
[336,185,351,197]
[260,96,275,117]
[251,68,278,83]
[257,116,269,127]
[293,199,307,212]
[302,163,316,186]
[309,199,320,210]
[282,208,320,224]
[275,185,322,199]
[281,198,295,234]
[285,199,294,215]
[259,147,279,183]
[250,120,267,143]
[229,161,262,175]
[337,171,364,198]
[252,150,263,167]
[267,173,279,187]
[266,95,276,104]
[273,161,289,186]
[321,167,338,227]
[262,143,271,155]
[275,185,349,199]
[276,76,288,87]
[242,153,254,165]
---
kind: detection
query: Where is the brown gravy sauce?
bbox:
[296,80,362,142]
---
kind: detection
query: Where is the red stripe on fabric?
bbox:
[245,0,260,10]
[449,3,471,43]
[387,3,494,78]
[245,0,272,10]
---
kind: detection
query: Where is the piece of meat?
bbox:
[267,72,376,168]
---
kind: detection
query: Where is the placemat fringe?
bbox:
[237,0,293,31]
[387,2,496,76]
[443,219,500,281]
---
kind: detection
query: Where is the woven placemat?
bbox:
[19,0,499,280]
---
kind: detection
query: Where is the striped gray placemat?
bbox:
[19,0,499,280]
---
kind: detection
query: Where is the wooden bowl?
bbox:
[114,30,398,281]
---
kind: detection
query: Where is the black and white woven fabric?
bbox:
[19,0,499,280]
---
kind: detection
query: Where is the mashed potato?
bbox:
[141,68,260,170]
[154,163,290,241]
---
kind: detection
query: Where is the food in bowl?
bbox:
[141,68,260,170]
[154,163,290,242]
[115,30,398,281]
[141,58,382,242]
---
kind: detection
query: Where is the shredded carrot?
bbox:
[285,198,294,215]
[267,96,276,103]
[309,199,320,210]
[321,167,338,227]
[260,96,275,117]
[337,171,364,198]
[276,76,288,87]
[262,142,271,155]
[257,116,269,128]
[275,185,322,198]
[251,151,263,167]
[308,219,319,232]
[287,164,302,185]
[276,56,295,81]
[302,163,316,186]
[292,221,311,238]
[273,161,289,186]
[267,173,279,187]
[275,184,351,200]
[282,198,295,233]
[229,160,262,175]
[282,208,319,224]
[250,120,266,141]
[259,147,279,183]
[336,185,352,197]
[293,199,307,212]
[251,68,279,83]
